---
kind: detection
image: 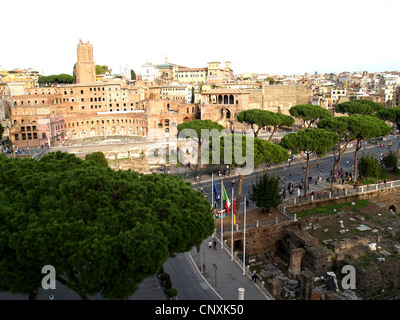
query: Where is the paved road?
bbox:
[164,252,219,300]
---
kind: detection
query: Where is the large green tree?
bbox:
[237,109,294,139]
[211,134,289,211]
[317,116,354,191]
[346,115,391,182]
[85,151,108,168]
[376,106,400,157]
[249,171,282,213]
[96,65,112,75]
[289,104,332,128]
[130,69,136,80]
[38,74,75,86]
[177,119,225,170]
[335,99,383,116]
[280,128,339,196]
[0,152,214,300]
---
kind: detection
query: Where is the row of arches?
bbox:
[67,126,147,139]
[206,94,238,105]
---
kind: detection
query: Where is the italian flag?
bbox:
[222,182,231,215]
[233,192,236,225]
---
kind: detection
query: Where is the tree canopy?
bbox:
[376,106,400,156]
[346,115,391,181]
[289,104,332,128]
[335,99,383,115]
[38,74,75,86]
[177,119,225,170]
[0,152,214,300]
[317,116,354,190]
[95,65,112,75]
[237,109,294,139]
[280,128,339,195]
[85,151,108,168]
[249,171,282,213]
[130,69,136,81]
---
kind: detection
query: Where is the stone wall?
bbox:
[224,220,300,256]
[262,85,313,114]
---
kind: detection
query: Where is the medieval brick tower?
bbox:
[76,40,96,83]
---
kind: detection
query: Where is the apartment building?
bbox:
[176,67,207,83]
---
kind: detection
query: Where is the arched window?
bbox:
[229,95,234,104]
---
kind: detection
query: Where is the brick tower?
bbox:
[76,40,96,83]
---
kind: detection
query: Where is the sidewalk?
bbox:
[187,236,273,300]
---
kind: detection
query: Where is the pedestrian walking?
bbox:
[209,240,213,249]
[251,270,256,282]
[253,272,258,283]
[213,239,217,250]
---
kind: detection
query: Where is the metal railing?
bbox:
[281,179,400,205]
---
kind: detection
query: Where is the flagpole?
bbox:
[221,179,223,249]
[231,188,233,261]
[243,196,246,275]
[211,173,214,209]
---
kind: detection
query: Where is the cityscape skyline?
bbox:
[1,0,399,76]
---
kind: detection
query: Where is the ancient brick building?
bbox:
[75,40,96,84]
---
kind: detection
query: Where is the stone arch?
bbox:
[218,95,223,104]
[183,117,190,122]
[111,126,116,135]
[229,95,234,104]
[224,95,228,104]
[120,126,126,135]
[225,108,231,119]
[389,205,397,213]
[80,131,87,138]
[90,128,96,137]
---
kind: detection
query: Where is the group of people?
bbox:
[208,239,217,250]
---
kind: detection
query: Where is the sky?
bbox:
[1,0,399,76]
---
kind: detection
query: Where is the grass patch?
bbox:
[296,199,370,218]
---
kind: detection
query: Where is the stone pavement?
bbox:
[188,235,273,300]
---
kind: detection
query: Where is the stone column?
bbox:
[299,270,315,300]
[271,278,281,298]
[288,248,304,278]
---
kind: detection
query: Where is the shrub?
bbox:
[167,288,177,298]
[160,273,172,289]
[359,154,380,178]
[382,153,398,172]
[164,276,172,290]
[248,171,281,213]
[160,272,169,282]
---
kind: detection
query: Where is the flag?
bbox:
[213,176,220,203]
[232,192,236,225]
[222,182,230,215]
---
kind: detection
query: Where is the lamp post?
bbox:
[213,263,217,287]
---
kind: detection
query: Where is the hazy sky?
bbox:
[1,0,399,76]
